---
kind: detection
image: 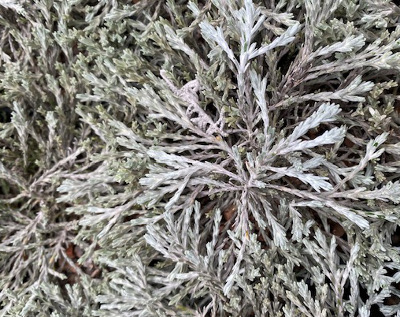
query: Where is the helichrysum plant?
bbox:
[1,0,400,316]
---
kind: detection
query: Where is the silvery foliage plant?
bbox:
[1,0,400,316]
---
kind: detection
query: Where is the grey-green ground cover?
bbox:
[1,0,400,316]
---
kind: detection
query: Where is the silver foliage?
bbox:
[1,0,400,316]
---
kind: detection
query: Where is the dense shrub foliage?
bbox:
[1,0,400,316]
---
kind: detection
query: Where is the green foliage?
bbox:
[1,0,400,316]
